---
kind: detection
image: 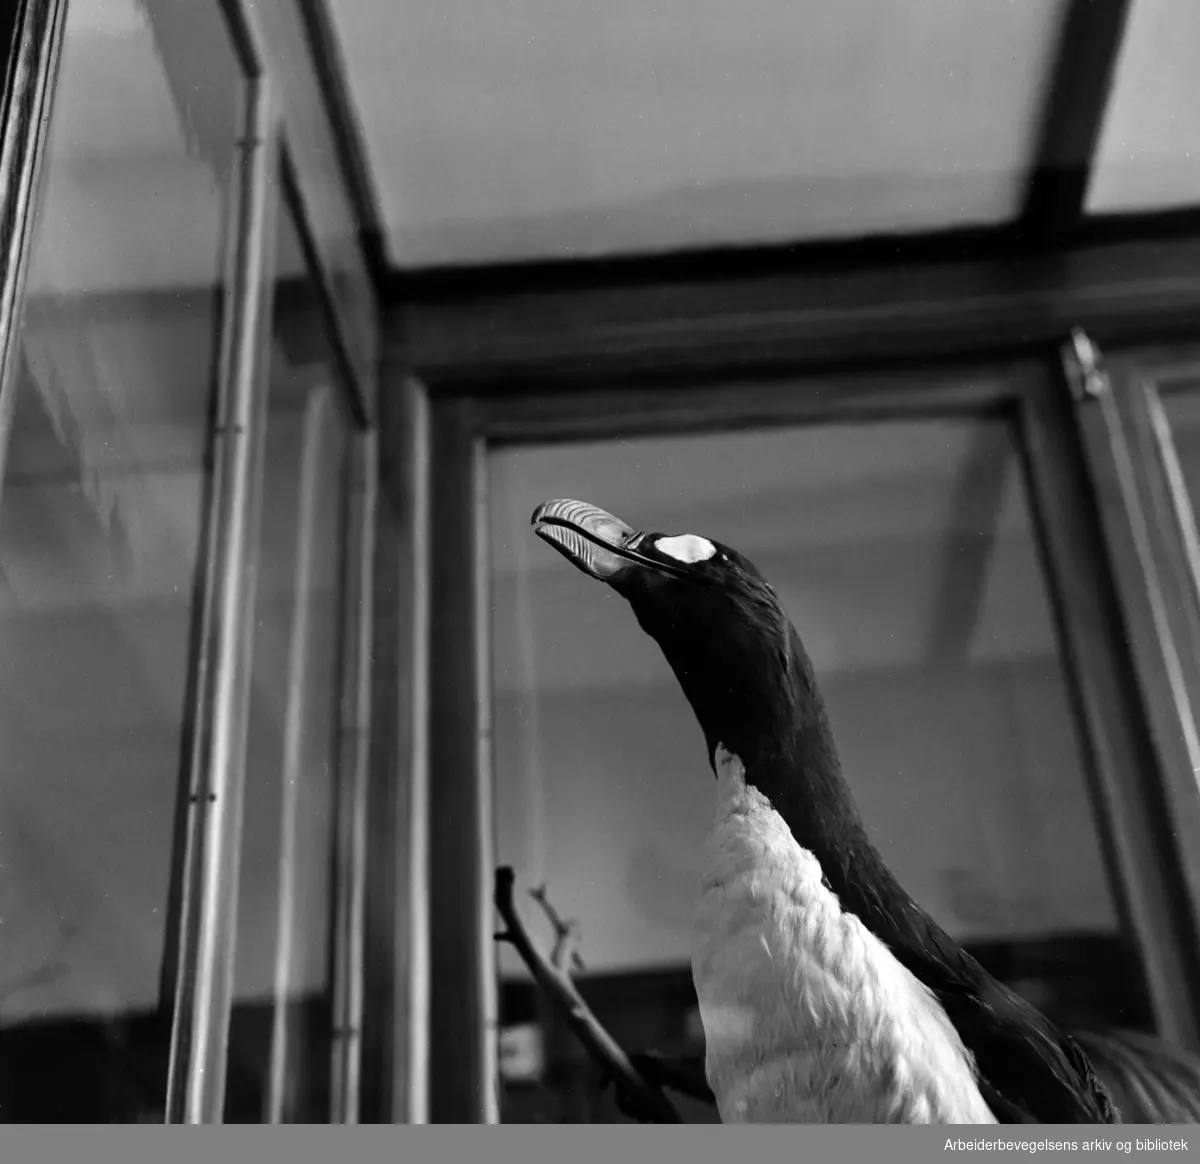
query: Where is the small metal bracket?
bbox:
[1062,327,1111,402]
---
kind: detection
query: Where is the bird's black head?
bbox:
[532,498,834,777]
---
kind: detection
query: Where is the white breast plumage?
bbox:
[690,745,998,1124]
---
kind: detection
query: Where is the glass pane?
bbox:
[1085,0,1200,215]
[364,0,1069,265]
[1159,381,1200,519]
[224,203,352,1123]
[489,418,1151,1123]
[0,0,244,1123]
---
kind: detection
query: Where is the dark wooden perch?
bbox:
[493,865,683,1123]
[629,1049,715,1106]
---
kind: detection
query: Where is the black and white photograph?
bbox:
[0,0,1198,1144]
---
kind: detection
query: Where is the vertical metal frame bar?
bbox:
[1140,378,1200,873]
[234,0,379,403]
[228,136,378,1130]
[276,143,373,428]
[165,77,281,1124]
[1017,0,1131,245]
[359,393,410,1125]
[254,102,381,1133]
[331,427,378,1124]
[386,375,432,1126]
[0,0,66,490]
[1017,364,1200,1048]
[267,382,332,1122]
[473,433,500,1125]
[1145,381,1200,624]
[1098,360,1200,949]
[427,398,498,1123]
[269,146,379,1130]
[1137,377,1200,736]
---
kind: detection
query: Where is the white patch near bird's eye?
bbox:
[692,744,997,1125]
[655,534,717,564]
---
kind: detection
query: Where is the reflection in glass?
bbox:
[489,418,1152,1122]
[224,204,352,1123]
[0,0,244,1123]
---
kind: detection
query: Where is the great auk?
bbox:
[531,497,1119,1125]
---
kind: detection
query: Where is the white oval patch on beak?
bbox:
[655,534,718,563]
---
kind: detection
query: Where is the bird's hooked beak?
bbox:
[531,498,688,583]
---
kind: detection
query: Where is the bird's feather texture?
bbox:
[693,745,998,1124]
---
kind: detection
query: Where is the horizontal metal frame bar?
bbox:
[475,360,1023,448]
[393,233,1200,391]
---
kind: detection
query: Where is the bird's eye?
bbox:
[654,534,718,564]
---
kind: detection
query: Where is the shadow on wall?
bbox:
[0,996,333,1123]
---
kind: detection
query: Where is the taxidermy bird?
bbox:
[531,498,1120,1125]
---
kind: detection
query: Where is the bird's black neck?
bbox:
[724,631,973,986]
[666,608,1115,1123]
[654,610,974,982]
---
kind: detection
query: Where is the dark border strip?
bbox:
[215,0,266,79]
[279,143,375,428]
[388,222,1020,300]
[295,0,390,295]
[0,0,66,470]
[386,207,1200,303]
[391,232,1200,392]
[1017,0,1132,247]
